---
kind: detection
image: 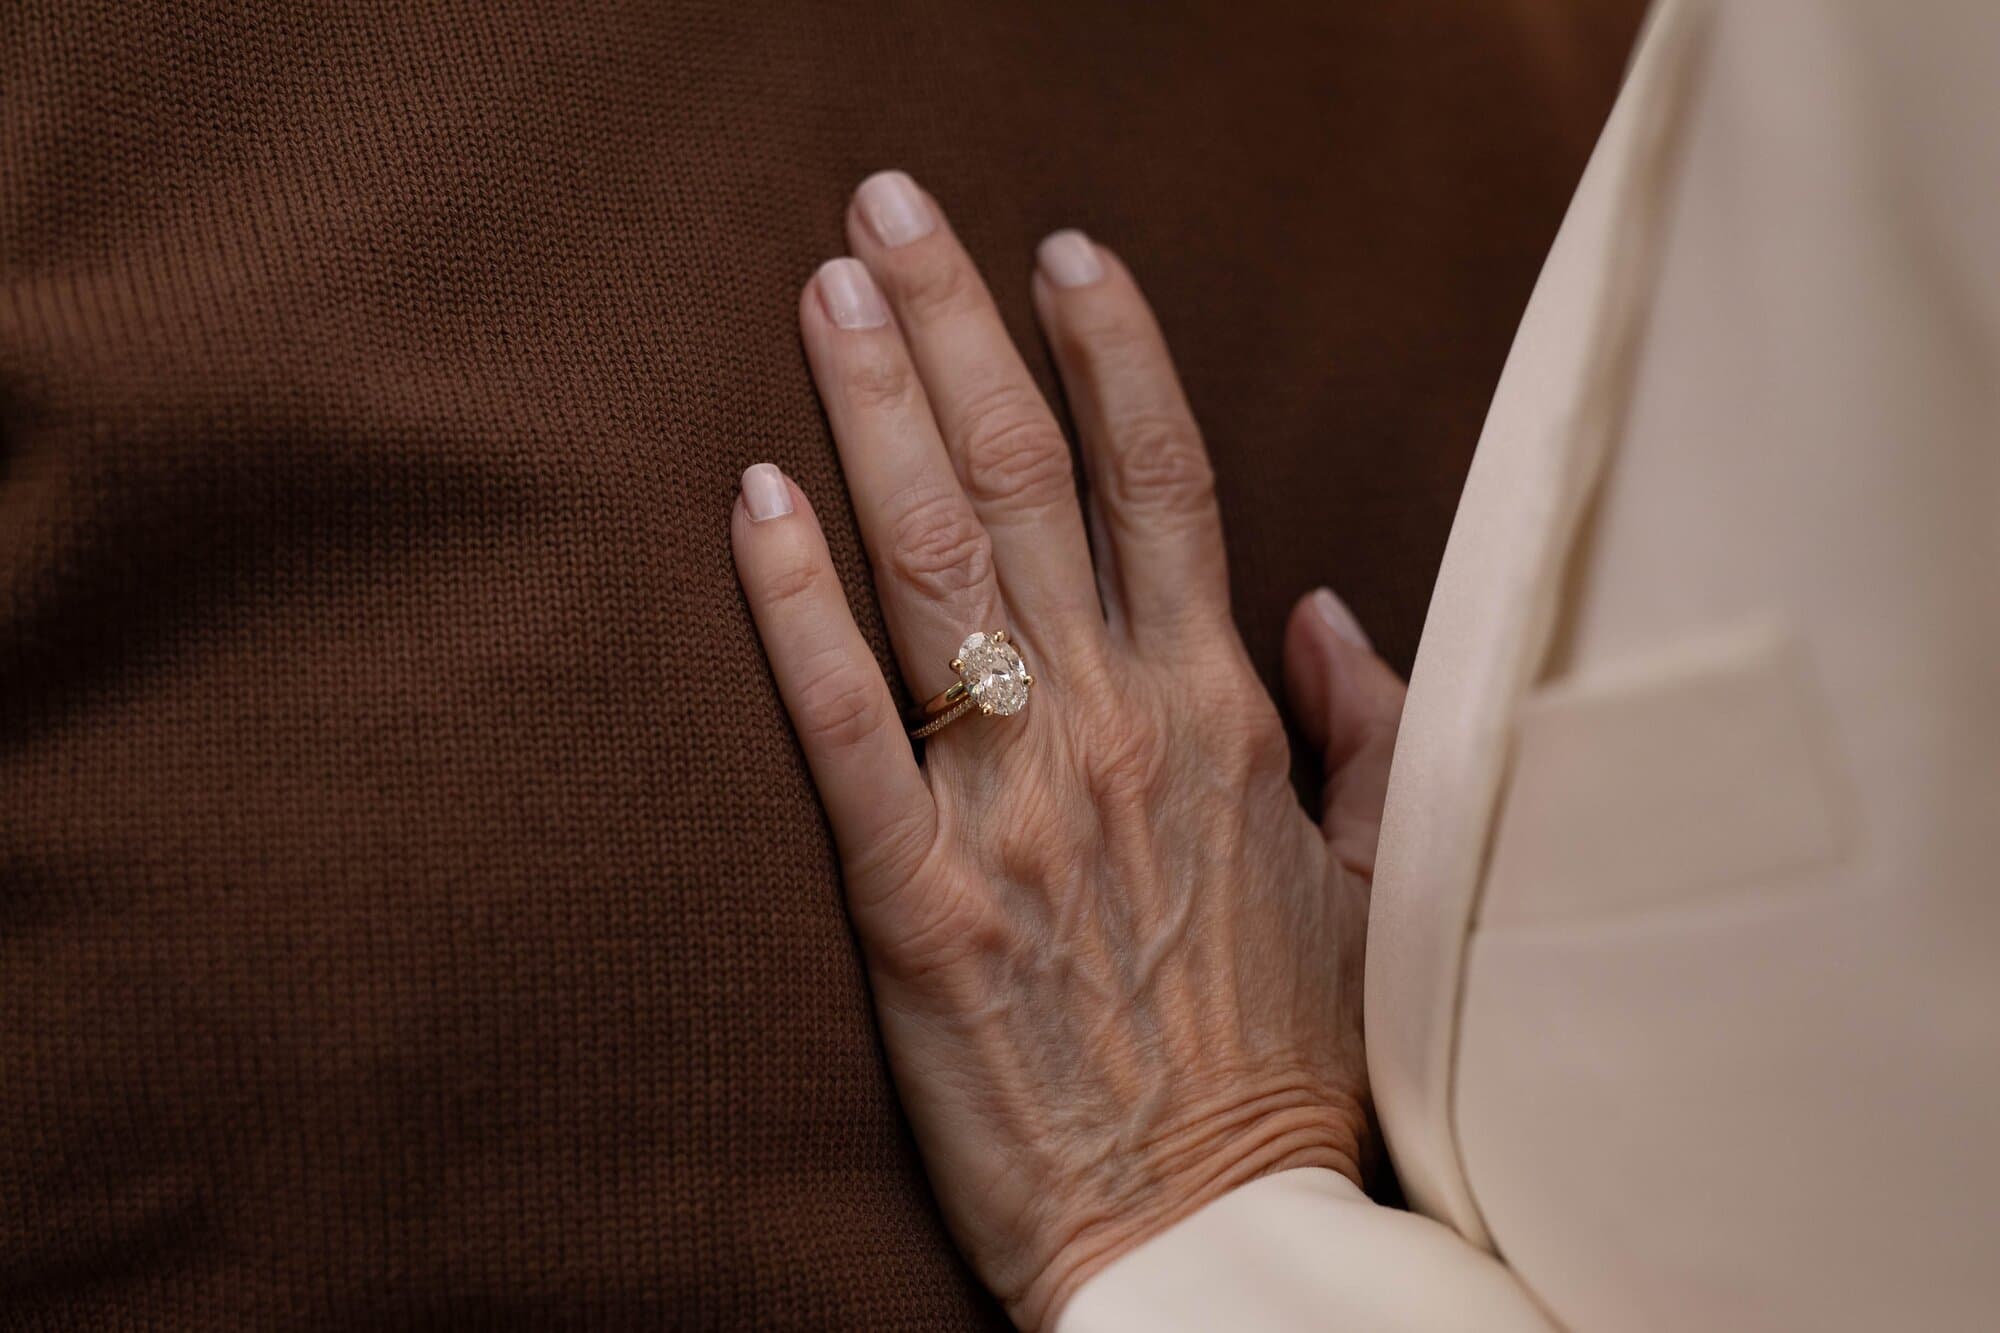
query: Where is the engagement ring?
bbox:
[908,631,1032,740]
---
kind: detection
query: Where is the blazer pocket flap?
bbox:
[1481,622,1851,925]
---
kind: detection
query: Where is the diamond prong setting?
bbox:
[954,631,1030,718]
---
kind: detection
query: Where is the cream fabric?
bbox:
[1058,1169,1550,1333]
[1061,0,1999,1327]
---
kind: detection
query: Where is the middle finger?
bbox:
[846,171,1104,655]
[799,256,1003,700]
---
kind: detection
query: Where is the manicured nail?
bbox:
[815,257,889,330]
[1311,587,1371,651]
[855,170,936,247]
[741,463,794,522]
[1037,229,1104,288]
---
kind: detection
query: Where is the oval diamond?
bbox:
[956,631,1030,717]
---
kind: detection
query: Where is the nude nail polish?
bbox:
[855,170,936,247]
[741,463,794,521]
[1311,587,1371,650]
[816,257,889,330]
[1037,229,1104,288]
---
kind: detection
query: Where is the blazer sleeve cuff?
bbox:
[1054,1168,1554,1333]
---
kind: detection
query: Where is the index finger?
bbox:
[731,463,937,884]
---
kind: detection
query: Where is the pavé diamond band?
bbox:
[909,630,1033,740]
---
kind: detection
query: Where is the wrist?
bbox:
[1005,1081,1370,1332]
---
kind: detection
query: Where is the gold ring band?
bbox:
[909,686,976,740]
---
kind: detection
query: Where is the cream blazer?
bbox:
[1062,0,1999,1328]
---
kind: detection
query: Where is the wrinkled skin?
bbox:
[730,172,1406,1330]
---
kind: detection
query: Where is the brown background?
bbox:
[0,2,1641,1327]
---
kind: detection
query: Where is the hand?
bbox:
[730,171,1407,1331]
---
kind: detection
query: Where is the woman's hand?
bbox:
[730,171,1406,1331]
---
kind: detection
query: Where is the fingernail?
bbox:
[815,257,889,330]
[1311,587,1372,651]
[855,170,936,248]
[741,463,794,522]
[1037,229,1104,288]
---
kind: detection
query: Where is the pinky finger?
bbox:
[731,463,937,882]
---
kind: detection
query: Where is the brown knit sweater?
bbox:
[0,2,1640,1327]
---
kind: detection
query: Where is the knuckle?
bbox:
[1060,641,1125,717]
[758,548,827,609]
[1179,650,1289,770]
[1063,307,1154,373]
[875,877,1006,985]
[885,488,993,599]
[1189,665,1293,785]
[840,346,917,414]
[953,382,1074,509]
[793,658,892,753]
[846,805,937,885]
[1084,716,1168,808]
[1233,697,1294,773]
[1108,413,1216,517]
[1349,706,1405,774]
[893,248,983,324]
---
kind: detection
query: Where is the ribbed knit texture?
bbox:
[0,2,1638,1327]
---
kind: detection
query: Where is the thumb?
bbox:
[1283,588,1407,878]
